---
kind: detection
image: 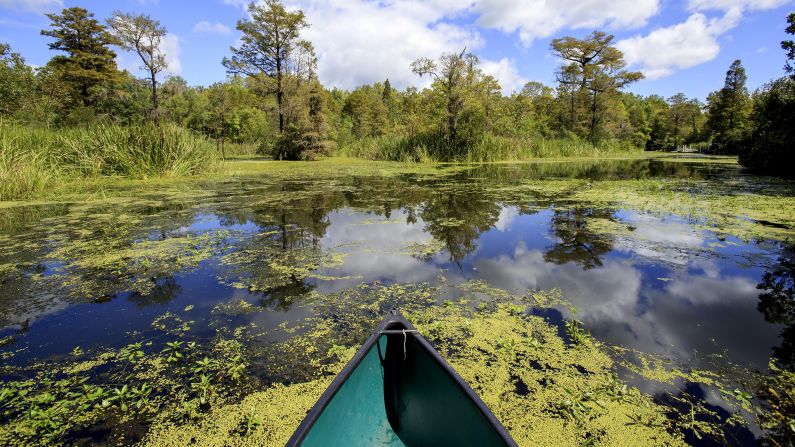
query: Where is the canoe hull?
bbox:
[286,311,517,447]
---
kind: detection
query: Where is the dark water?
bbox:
[1,157,794,443]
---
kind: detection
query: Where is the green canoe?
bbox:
[286,310,518,447]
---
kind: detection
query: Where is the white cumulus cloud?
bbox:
[493,206,519,231]
[617,0,790,79]
[160,33,182,75]
[0,0,62,13]
[218,0,788,87]
[193,20,232,35]
[474,0,660,45]
[285,0,481,90]
[481,58,528,94]
[617,13,727,79]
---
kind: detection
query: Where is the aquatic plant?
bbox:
[564,307,592,346]
[2,155,793,446]
[162,341,185,364]
[601,373,629,402]
[2,280,773,446]
[236,408,263,437]
[192,357,214,376]
[120,342,145,363]
[0,376,110,446]
[556,386,606,422]
[225,354,248,383]
[0,328,258,446]
[758,361,795,446]
[191,375,213,407]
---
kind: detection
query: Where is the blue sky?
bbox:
[1,0,793,100]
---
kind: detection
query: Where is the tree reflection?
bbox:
[544,207,616,269]
[257,280,314,312]
[420,191,501,263]
[757,244,795,369]
[212,185,344,308]
[128,277,182,308]
[755,244,795,447]
[462,158,704,182]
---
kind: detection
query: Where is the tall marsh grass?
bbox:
[466,134,641,162]
[0,121,221,200]
[336,132,642,162]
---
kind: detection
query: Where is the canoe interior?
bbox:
[300,335,404,446]
[295,319,514,447]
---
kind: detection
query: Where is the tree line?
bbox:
[0,1,792,172]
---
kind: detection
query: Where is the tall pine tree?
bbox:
[783,13,795,77]
[706,59,751,153]
[223,0,311,136]
[41,7,119,107]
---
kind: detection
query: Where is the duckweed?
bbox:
[131,299,713,447]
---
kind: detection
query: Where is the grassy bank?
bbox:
[0,121,221,201]
[1,123,648,202]
[336,133,642,162]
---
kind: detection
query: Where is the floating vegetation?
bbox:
[1,156,794,446]
[0,273,782,446]
[131,292,764,447]
[51,229,233,299]
[758,362,795,446]
[564,306,592,346]
[400,239,447,260]
[569,178,795,242]
[210,299,260,316]
[0,322,257,446]
[217,233,346,292]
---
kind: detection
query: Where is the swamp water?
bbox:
[1,156,794,446]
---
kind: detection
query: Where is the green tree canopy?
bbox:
[0,43,35,116]
[738,77,795,175]
[411,49,497,149]
[783,12,795,77]
[40,7,119,107]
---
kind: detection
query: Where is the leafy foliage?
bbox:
[738,77,795,176]
[758,362,795,446]
[0,332,255,446]
[0,121,220,199]
[706,60,752,154]
[783,13,795,77]
[737,17,795,177]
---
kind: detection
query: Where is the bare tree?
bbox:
[108,11,167,123]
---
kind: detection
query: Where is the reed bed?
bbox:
[336,132,642,162]
[0,121,221,200]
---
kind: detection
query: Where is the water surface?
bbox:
[1,156,793,444]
